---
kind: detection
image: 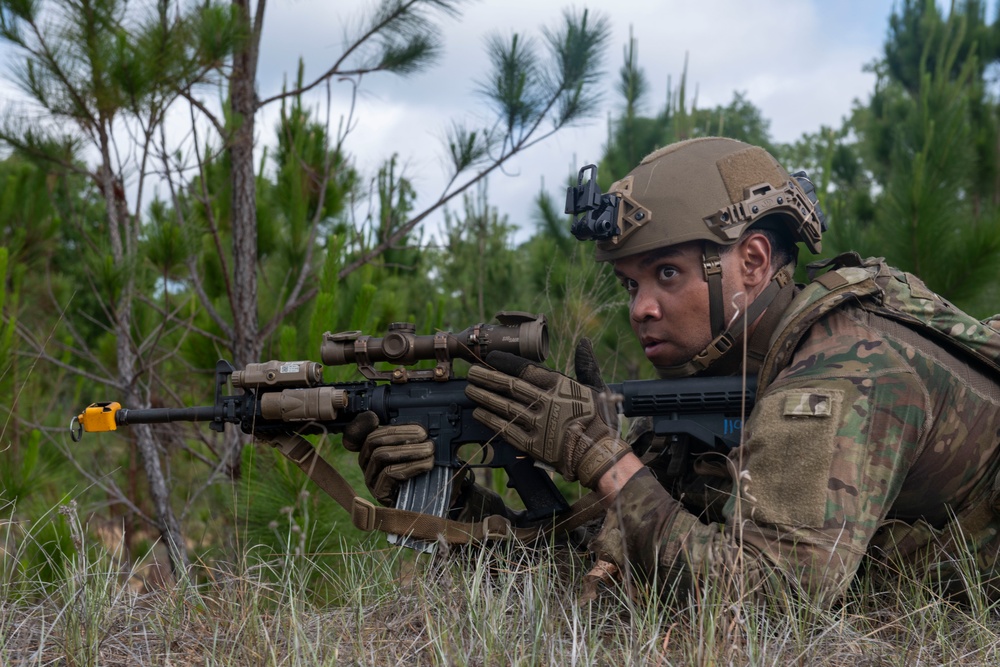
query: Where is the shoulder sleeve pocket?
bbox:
[741,387,845,528]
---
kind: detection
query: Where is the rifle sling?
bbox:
[267,433,606,545]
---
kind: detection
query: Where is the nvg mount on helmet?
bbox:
[565,164,620,242]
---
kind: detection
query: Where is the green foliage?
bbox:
[445,121,491,173]
[372,154,419,271]
[482,31,541,138]
[1,0,232,126]
[601,31,657,178]
[0,246,17,383]
[779,124,877,241]
[599,48,776,186]
[232,444,378,589]
[350,283,378,332]
[438,183,521,324]
[0,156,58,269]
[884,0,1000,95]
[544,8,611,125]
[192,1,241,67]
[478,5,613,136]
[0,501,78,597]
[143,198,195,286]
[272,64,354,239]
[702,91,774,149]
[359,0,464,74]
[0,429,43,504]
[797,1,1000,317]
[0,154,105,333]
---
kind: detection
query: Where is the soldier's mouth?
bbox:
[640,337,666,357]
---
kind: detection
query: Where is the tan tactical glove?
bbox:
[342,413,517,521]
[342,411,434,506]
[464,339,629,488]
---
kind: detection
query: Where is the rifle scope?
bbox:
[320,311,548,368]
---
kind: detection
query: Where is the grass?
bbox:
[2,501,1000,666]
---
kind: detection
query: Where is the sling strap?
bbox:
[267,432,607,546]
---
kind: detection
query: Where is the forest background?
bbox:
[3,0,1000,662]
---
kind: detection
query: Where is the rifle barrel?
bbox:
[117,406,220,425]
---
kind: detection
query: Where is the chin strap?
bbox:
[656,255,796,378]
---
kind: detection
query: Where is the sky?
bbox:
[255,0,898,243]
[0,0,900,244]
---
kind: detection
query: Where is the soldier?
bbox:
[348,137,1000,606]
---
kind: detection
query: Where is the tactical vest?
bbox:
[759,252,1000,391]
[758,252,1000,582]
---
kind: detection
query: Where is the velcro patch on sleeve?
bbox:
[742,387,845,528]
[783,391,835,417]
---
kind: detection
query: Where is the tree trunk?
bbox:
[99,128,189,579]
[113,250,190,581]
[226,0,264,478]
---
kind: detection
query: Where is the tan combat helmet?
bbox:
[566,137,827,376]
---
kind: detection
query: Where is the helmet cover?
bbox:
[594,137,824,261]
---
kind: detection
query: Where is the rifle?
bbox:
[70,313,757,550]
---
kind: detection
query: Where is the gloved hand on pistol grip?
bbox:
[342,411,434,506]
[463,338,630,488]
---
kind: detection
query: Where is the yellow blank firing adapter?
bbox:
[70,402,122,441]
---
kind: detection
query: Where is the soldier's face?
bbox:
[613,241,747,369]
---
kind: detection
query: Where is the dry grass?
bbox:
[2,502,1000,666]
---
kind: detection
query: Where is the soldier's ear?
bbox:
[739,233,771,288]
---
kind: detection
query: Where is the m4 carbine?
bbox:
[71,313,756,550]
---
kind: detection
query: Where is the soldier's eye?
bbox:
[657,266,678,281]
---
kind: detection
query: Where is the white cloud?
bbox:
[256,0,896,240]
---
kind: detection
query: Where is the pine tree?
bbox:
[793,0,1000,315]
[0,0,236,576]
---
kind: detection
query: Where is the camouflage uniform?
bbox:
[591,255,1000,605]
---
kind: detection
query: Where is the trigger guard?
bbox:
[458,443,496,466]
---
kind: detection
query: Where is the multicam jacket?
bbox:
[592,255,1000,605]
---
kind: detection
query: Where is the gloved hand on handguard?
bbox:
[464,338,630,489]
